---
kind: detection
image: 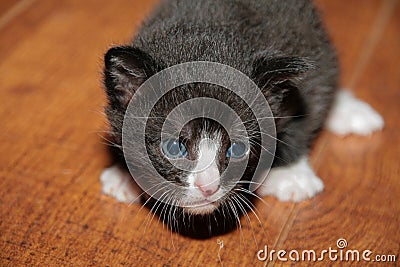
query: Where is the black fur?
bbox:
[103,0,338,237]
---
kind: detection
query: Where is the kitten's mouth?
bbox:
[191,199,214,206]
[183,199,219,215]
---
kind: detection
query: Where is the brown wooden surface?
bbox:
[0,0,399,266]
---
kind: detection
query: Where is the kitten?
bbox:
[100,0,383,237]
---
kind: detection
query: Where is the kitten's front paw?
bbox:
[257,157,324,202]
[327,90,384,135]
[100,165,141,203]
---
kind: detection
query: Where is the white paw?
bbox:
[326,90,384,135]
[100,165,142,203]
[257,157,324,202]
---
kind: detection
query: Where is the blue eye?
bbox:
[226,141,249,158]
[161,139,188,159]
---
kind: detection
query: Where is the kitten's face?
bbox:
[104,46,312,216]
[142,86,261,215]
[158,124,242,215]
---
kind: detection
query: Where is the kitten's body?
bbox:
[108,0,338,166]
[101,0,383,237]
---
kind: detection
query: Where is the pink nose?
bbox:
[195,181,219,197]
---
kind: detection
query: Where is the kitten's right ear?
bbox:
[104,46,158,108]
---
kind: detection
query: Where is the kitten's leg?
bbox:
[257,156,324,202]
[326,90,384,135]
[100,164,142,203]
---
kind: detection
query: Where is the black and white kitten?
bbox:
[100,0,383,237]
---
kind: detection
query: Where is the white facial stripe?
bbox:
[194,160,220,195]
[194,138,219,172]
[187,133,222,196]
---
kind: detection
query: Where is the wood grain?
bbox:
[0,1,398,266]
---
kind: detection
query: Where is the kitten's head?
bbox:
[104,46,312,216]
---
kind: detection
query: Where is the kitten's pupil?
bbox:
[226,141,249,158]
[161,138,188,159]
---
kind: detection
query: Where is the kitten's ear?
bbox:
[252,56,315,85]
[252,55,315,126]
[104,46,158,108]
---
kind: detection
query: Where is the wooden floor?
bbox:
[0,0,399,266]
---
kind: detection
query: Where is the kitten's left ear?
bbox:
[252,55,315,85]
[104,46,159,108]
[252,54,315,127]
